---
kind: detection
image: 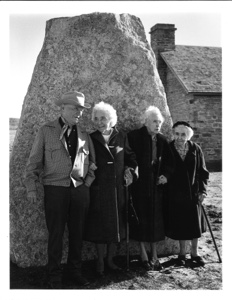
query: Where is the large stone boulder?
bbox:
[10,13,177,267]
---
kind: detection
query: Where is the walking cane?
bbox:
[201,204,222,263]
[124,183,130,271]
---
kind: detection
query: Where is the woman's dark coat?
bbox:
[85,128,138,243]
[165,140,209,240]
[127,126,174,242]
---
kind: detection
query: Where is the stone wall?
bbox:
[164,68,191,122]
[164,67,222,170]
[10,13,176,267]
[190,95,222,170]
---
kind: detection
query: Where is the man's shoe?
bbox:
[47,280,62,289]
[191,255,205,267]
[71,274,90,286]
[106,261,122,272]
[177,255,187,266]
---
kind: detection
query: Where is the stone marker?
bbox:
[10,13,178,267]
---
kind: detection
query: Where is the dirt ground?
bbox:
[10,172,222,290]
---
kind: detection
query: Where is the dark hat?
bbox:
[172,121,193,129]
[54,91,91,109]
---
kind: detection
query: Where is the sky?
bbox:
[10,10,222,117]
[1,1,229,119]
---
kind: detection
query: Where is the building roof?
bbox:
[160,45,222,94]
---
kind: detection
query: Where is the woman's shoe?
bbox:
[191,255,205,267]
[150,259,163,271]
[177,255,187,266]
[141,260,153,271]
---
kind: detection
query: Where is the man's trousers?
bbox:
[44,184,90,282]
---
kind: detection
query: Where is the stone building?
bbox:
[150,24,222,171]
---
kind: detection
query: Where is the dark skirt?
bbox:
[165,197,206,240]
[129,184,165,243]
[85,185,126,243]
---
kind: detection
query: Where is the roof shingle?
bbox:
[160,45,222,93]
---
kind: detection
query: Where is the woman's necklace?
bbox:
[174,141,189,160]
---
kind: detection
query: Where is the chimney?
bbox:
[150,23,177,87]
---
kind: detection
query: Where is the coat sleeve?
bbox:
[196,144,209,195]
[159,137,175,181]
[24,128,45,193]
[124,132,138,179]
[127,130,139,159]
[84,133,97,187]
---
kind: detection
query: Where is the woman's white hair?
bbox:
[186,127,194,140]
[142,106,164,124]
[92,101,118,127]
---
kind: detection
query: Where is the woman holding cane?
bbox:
[166,121,209,267]
[128,106,174,271]
[85,101,137,277]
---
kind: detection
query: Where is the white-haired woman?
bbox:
[166,121,209,267]
[127,106,174,271]
[85,101,138,276]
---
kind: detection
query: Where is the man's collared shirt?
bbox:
[24,118,96,192]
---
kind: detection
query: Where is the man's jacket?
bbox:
[24,118,96,192]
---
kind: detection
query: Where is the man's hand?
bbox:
[157,175,167,185]
[27,191,37,204]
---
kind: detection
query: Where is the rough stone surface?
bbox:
[10,13,174,267]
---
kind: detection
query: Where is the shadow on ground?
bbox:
[11,253,219,290]
[10,255,145,289]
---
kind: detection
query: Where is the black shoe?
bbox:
[96,270,105,278]
[141,260,153,271]
[106,262,122,272]
[150,259,163,271]
[191,255,205,267]
[177,255,187,266]
[67,273,90,287]
[73,274,90,286]
[47,280,62,289]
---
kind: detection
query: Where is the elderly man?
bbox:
[25,91,96,288]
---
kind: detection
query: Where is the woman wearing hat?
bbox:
[85,101,138,277]
[165,121,209,267]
